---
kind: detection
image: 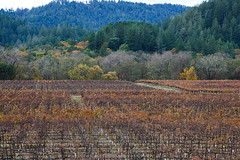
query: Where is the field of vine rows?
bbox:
[0,80,239,159]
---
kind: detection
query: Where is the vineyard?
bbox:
[0,80,240,159]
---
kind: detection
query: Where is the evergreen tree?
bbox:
[1,0,188,30]
[0,62,16,80]
[95,30,105,50]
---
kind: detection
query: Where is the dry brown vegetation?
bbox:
[0,80,239,159]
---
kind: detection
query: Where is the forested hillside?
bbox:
[0,14,89,46]
[0,14,37,46]
[90,0,240,56]
[1,0,188,30]
[155,0,240,55]
[1,0,240,56]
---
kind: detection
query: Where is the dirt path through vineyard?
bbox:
[135,83,183,92]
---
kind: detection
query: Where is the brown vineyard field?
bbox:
[0,80,239,159]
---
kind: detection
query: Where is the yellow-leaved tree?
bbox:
[180,66,198,80]
[101,71,118,80]
[68,64,89,80]
[87,65,103,80]
[32,67,43,80]
[68,64,119,80]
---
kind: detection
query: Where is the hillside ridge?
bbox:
[0,0,189,30]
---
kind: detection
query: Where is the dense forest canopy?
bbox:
[156,0,240,55]
[0,14,89,47]
[0,14,37,46]
[0,0,189,30]
[1,0,240,56]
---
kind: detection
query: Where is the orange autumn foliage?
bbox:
[74,41,89,50]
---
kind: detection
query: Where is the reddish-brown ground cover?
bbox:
[0,80,239,159]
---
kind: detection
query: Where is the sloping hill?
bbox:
[1,0,189,30]
[155,0,240,54]
[0,14,37,45]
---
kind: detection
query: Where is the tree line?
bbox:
[1,47,240,81]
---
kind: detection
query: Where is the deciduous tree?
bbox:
[101,71,118,80]
[180,66,198,80]
[87,65,103,80]
[68,64,89,80]
[195,54,227,79]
